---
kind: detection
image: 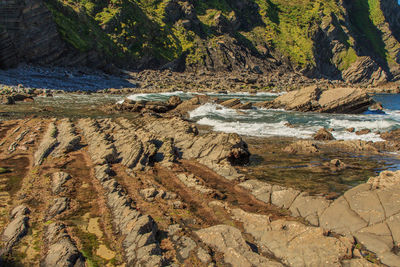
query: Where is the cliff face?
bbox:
[0,0,106,68]
[1,0,400,84]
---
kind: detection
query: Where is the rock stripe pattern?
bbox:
[33,122,58,166]
[78,118,163,266]
[0,205,30,256]
[41,223,85,267]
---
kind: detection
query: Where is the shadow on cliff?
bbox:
[347,0,391,75]
[0,66,136,92]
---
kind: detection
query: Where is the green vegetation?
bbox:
[337,47,358,71]
[73,227,105,267]
[44,0,397,71]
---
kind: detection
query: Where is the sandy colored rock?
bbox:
[51,172,71,194]
[0,205,30,255]
[47,197,69,219]
[239,179,273,203]
[42,223,85,267]
[283,140,320,154]
[177,173,213,194]
[344,184,386,225]
[261,86,374,114]
[232,208,353,267]
[367,170,400,189]
[196,225,283,267]
[33,122,58,166]
[319,196,368,235]
[52,119,81,157]
[313,128,335,140]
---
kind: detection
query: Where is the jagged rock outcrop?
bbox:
[52,119,80,157]
[51,172,71,194]
[78,119,163,266]
[33,122,58,166]
[259,86,375,114]
[0,205,30,256]
[141,116,250,180]
[314,128,335,140]
[42,223,85,267]
[47,197,69,219]
[342,57,388,85]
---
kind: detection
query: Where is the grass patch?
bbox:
[73,227,105,267]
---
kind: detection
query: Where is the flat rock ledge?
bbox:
[239,170,400,267]
[257,86,375,114]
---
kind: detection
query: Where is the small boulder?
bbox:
[220,98,241,108]
[356,129,371,135]
[140,188,159,201]
[168,95,182,107]
[47,197,69,219]
[1,96,15,105]
[51,172,71,194]
[313,128,335,141]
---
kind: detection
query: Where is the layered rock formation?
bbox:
[2,0,400,84]
[258,86,375,114]
[0,114,399,266]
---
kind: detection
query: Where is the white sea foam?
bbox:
[196,118,317,138]
[331,131,384,142]
[126,91,186,101]
[384,109,400,122]
[189,103,243,119]
[329,118,396,131]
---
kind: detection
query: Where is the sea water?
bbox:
[123,91,400,142]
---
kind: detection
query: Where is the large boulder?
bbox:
[260,86,374,114]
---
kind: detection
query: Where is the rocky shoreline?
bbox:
[0,68,400,266]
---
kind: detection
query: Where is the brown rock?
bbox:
[355,129,371,135]
[313,128,335,140]
[342,56,388,85]
[168,95,182,107]
[220,98,241,108]
[265,86,374,114]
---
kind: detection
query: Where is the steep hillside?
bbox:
[1,0,400,84]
